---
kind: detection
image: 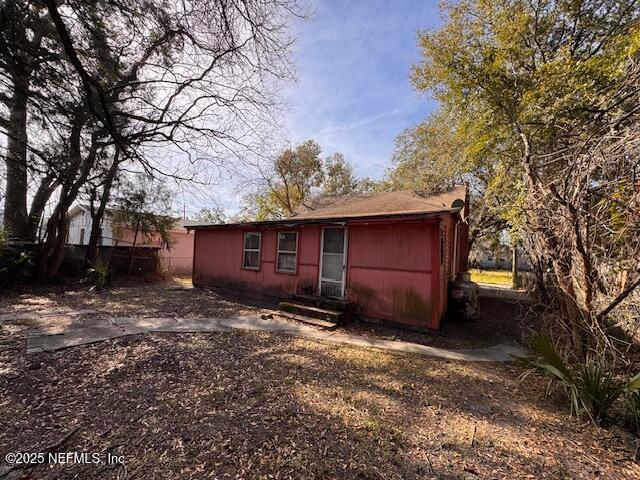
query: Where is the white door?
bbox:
[319,227,347,298]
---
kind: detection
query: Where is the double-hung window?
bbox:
[243,232,261,269]
[277,232,298,273]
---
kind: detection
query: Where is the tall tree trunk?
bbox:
[1,14,44,240]
[3,78,31,240]
[534,257,548,300]
[86,150,120,267]
[127,218,140,275]
[35,206,69,281]
[34,112,94,281]
[29,174,59,240]
[550,253,589,356]
[511,244,520,289]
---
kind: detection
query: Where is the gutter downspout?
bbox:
[451,206,468,280]
[452,221,460,281]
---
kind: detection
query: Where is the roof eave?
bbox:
[185,208,461,231]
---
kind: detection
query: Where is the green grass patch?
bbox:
[469,269,512,285]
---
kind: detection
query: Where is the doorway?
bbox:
[319,227,347,298]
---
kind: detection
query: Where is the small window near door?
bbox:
[277,232,298,273]
[242,232,261,270]
[79,228,85,245]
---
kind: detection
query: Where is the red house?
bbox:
[187,186,470,329]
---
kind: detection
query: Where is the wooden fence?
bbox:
[63,245,160,276]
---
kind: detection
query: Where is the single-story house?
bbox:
[187,186,470,329]
[66,205,196,275]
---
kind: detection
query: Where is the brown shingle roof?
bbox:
[289,185,467,221]
[186,186,467,230]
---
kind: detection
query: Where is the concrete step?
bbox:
[279,301,344,324]
[289,293,323,308]
[276,311,339,330]
[289,293,354,313]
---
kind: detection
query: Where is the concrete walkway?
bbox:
[21,312,524,362]
[477,283,532,301]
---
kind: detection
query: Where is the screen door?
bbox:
[319,227,346,298]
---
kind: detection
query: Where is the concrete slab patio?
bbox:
[23,311,524,362]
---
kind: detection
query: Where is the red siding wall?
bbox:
[192,217,454,329]
[345,221,439,328]
[193,226,321,296]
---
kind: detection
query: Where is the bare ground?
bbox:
[0,277,525,349]
[0,281,638,479]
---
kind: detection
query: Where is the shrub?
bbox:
[0,227,32,286]
[86,258,111,290]
[517,334,640,425]
[625,373,640,430]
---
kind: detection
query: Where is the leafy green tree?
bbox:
[253,140,324,219]
[196,207,226,224]
[323,153,359,196]
[403,0,640,352]
[251,141,378,220]
[111,175,176,274]
[389,110,512,249]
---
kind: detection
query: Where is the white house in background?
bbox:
[65,204,198,275]
[66,204,115,246]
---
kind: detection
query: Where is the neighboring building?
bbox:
[66,205,196,275]
[67,205,115,246]
[469,238,531,271]
[188,186,470,330]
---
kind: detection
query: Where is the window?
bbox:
[242,232,261,269]
[277,232,298,273]
[79,228,85,245]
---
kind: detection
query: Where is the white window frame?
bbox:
[276,231,298,273]
[242,232,261,270]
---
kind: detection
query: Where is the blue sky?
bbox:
[180,0,442,216]
[283,0,441,179]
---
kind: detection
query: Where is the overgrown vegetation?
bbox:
[518,334,640,426]
[390,0,640,360]
[85,257,110,291]
[0,227,31,286]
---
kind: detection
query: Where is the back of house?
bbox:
[188,186,469,329]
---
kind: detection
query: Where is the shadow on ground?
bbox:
[0,326,636,479]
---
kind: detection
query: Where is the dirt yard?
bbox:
[1,281,638,479]
[0,278,527,350]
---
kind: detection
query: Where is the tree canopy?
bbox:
[391,0,640,353]
[249,140,375,220]
[195,207,226,225]
[1,0,301,280]
[111,175,176,249]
